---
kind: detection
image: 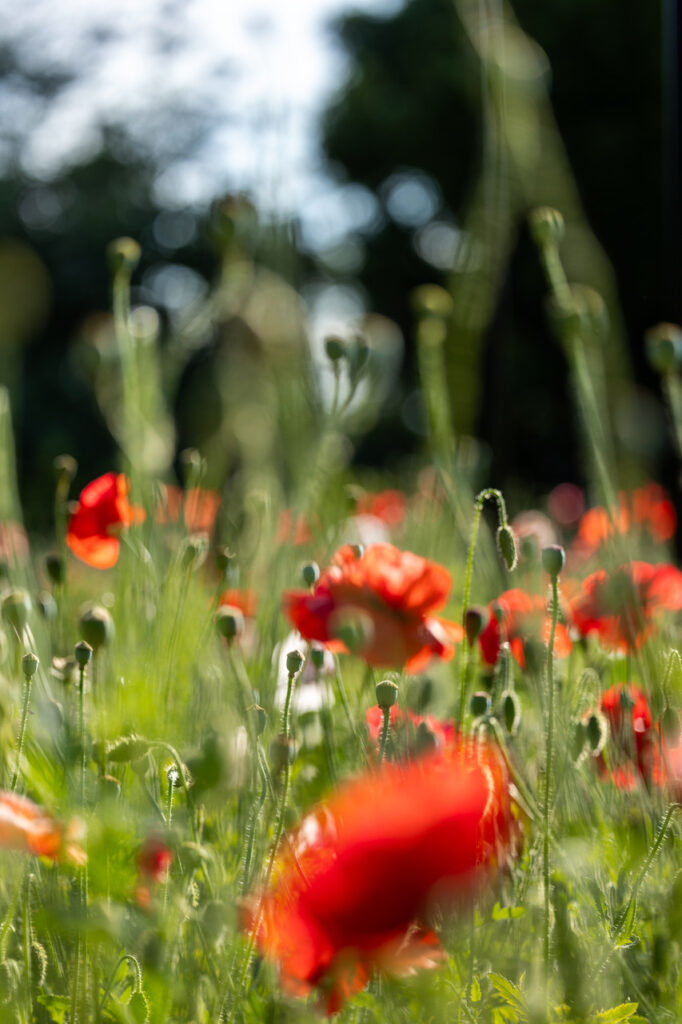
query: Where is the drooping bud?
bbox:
[496,525,518,571]
[2,590,31,633]
[107,236,141,275]
[470,691,491,718]
[464,605,487,646]
[45,553,65,586]
[585,711,608,755]
[285,649,304,676]
[541,544,565,580]
[528,206,565,249]
[128,990,151,1024]
[376,679,399,711]
[21,652,39,679]
[501,689,521,734]
[74,640,93,669]
[79,605,114,652]
[215,605,244,643]
[301,561,320,588]
[325,335,346,363]
[645,323,682,375]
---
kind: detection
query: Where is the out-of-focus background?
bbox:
[0,0,679,529]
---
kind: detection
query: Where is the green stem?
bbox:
[11,674,33,792]
[22,872,32,1024]
[99,954,143,1014]
[378,707,391,764]
[543,575,560,994]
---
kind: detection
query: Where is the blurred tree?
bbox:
[320,0,673,498]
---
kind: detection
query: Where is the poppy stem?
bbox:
[10,669,33,793]
[542,574,560,996]
[378,706,391,764]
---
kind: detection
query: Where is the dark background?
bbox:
[1,0,680,529]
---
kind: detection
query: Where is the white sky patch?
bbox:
[0,0,401,238]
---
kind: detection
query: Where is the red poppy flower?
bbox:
[137,835,174,882]
[570,561,682,650]
[572,484,676,561]
[478,589,572,669]
[0,791,86,864]
[218,588,258,619]
[156,484,221,534]
[284,544,463,673]
[595,684,660,790]
[66,473,145,569]
[277,510,314,546]
[355,490,407,528]
[246,746,514,1014]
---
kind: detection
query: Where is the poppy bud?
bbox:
[464,605,487,646]
[79,605,114,652]
[662,706,682,747]
[249,703,267,736]
[410,284,453,319]
[21,652,39,679]
[376,679,399,711]
[347,334,370,380]
[2,590,30,633]
[128,991,150,1024]
[301,562,320,588]
[645,323,682,375]
[501,689,521,734]
[45,553,65,586]
[541,544,565,580]
[286,649,304,676]
[37,591,57,622]
[215,605,244,643]
[586,711,608,755]
[215,548,234,577]
[325,335,345,362]
[106,734,151,763]
[496,525,518,571]
[108,236,141,275]
[53,454,78,488]
[270,734,295,773]
[310,646,326,671]
[74,640,93,669]
[571,720,587,761]
[529,206,565,249]
[470,691,491,718]
[180,533,208,571]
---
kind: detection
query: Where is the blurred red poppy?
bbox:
[156,484,221,534]
[570,561,682,650]
[365,705,455,756]
[66,473,144,569]
[277,509,314,546]
[218,588,258,619]
[478,589,572,669]
[284,544,462,673]
[355,490,407,528]
[246,746,514,1014]
[0,791,85,864]
[572,484,676,561]
[596,684,659,790]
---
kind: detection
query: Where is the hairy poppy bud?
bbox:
[108,236,141,275]
[376,679,399,711]
[301,562,320,588]
[128,990,151,1024]
[542,544,565,580]
[286,649,304,676]
[79,605,114,652]
[662,706,682,747]
[645,322,682,375]
[215,605,244,643]
[325,335,345,362]
[45,553,65,586]
[586,711,608,755]
[496,525,518,571]
[464,605,487,646]
[529,206,565,249]
[501,689,521,734]
[2,590,30,633]
[571,720,587,761]
[470,691,491,718]
[74,640,93,669]
[21,652,39,679]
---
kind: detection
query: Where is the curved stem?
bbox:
[542,575,560,995]
[11,674,33,792]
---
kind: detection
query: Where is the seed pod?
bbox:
[541,544,565,580]
[74,640,93,669]
[21,652,39,679]
[464,605,487,646]
[376,679,399,711]
[2,590,30,633]
[285,649,304,676]
[107,236,141,275]
[301,562,320,588]
[79,605,114,652]
[645,323,682,375]
[45,553,65,586]
[529,206,565,249]
[325,335,345,362]
[470,691,491,718]
[215,605,244,642]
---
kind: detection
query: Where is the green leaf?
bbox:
[593,1003,640,1023]
[492,901,526,921]
[471,976,481,1002]
[489,972,527,1018]
[36,993,70,1024]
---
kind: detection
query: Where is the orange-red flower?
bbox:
[365,705,455,756]
[246,747,514,1014]
[478,589,572,669]
[284,544,463,673]
[0,791,86,864]
[355,490,407,528]
[596,684,659,790]
[570,561,682,650]
[572,484,676,561]
[156,484,221,534]
[66,473,144,569]
[218,588,258,619]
